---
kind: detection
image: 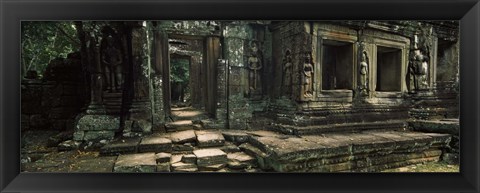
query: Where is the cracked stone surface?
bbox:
[114,153,156,172]
[196,131,225,147]
[169,130,196,144]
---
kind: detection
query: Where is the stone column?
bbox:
[124,21,153,135]
[223,23,252,129]
[151,23,166,131]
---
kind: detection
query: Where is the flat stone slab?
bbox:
[171,162,198,172]
[196,131,225,147]
[100,138,141,156]
[155,153,171,163]
[243,130,451,172]
[114,153,156,172]
[193,149,227,167]
[169,130,196,144]
[138,136,172,153]
[165,120,193,132]
[227,152,256,169]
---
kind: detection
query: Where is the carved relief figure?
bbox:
[101,35,123,92]
[248,41,262,91]
[359,51,369,95]
[282,49,293,95]
[409,34,429,91]
[302,52,314,98]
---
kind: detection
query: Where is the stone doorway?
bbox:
[169,54,191,107]
[163,35,221,120]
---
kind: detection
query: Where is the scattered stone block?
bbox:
[156,163,171,172]
[100,138,141,156]
[196,131,225,147]
[155,153,171,163]
[169,130,196,144]
[114,153,156,172]
[58,140,81,151]
[171,162,198,172]
[73,131,85,141]
[193,149,227,167]
[76,114,120,131]
[181,154,197,164]
[83,131,115,141]
[138,136,172,153]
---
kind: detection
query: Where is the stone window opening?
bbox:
[321,39,354,90]
[375,46,402,92]
[436,39,457,83]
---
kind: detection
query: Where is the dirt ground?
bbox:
[21,130,460,173]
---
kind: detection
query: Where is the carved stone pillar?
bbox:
[125,21,153,135]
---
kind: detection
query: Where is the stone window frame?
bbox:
[314,24,358,102]
[371,38,409,96]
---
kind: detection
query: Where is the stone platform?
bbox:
[241,130,450,172]
[99,127,450,172]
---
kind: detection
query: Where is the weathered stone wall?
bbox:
[223,22,271,129]
[21,53,86,132]
[267,21,459,129]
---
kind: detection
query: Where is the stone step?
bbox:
[193,148,228,171]
[195,131,225,147]
[273,121,407,135]
[113,153,157,172]
[409,120,459,135]
[244,130,450,172]
[165,120,194,132]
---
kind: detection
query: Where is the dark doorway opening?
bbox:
[321,39,354,90]
[436,39,457,82]
[170,55,191,107]
[376,46,402,92]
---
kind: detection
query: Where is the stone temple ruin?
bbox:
[21,21,459,172]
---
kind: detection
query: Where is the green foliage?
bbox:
[21,21,80,78]
[170,58,190,83]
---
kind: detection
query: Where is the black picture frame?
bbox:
[1,0,479,192]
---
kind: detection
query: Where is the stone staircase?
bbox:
[101,128,259,172]
[97,107,452,173]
